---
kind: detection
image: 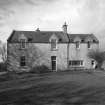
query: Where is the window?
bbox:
[51,56,56,71]
[51,56,56,60]
[69,60,83,66]
[51,39,57,50]
[93,39,96,43]
[87,41,91,48]
[59,38,62,42]
[20,56,26,66]
[20,39,26,49]
[28,38,32,42]
[81,39,84,43]
[91,60,95,65]
[76,41,80,49]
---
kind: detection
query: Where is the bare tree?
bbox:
[0,43,7,63]
[88,50,105,69]
[26,44,44,68]
[8,43,44,69]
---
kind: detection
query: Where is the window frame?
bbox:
[20,56,26,67]
[69,60,83,67]
[51,56,57,71]
[87,41,91,49]
[20,39,26,49]
[51,39,57,51]
[76,41,80,49]
[91,60,95,65]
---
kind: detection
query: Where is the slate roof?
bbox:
[68,34,99,43]
[7,30,99,43]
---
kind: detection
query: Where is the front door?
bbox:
[91,60,96,69]
[51,56,56,71]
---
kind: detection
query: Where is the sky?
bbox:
[0,0,105,47]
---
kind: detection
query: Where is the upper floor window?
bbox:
[81,39,85,43]
[28,38,32,42]
[91,60,95,66]
[87,41,91,49]
[20,39,26,49]
[93,39,96,43]
[76,41,80,49]
[51,39,57,51]
[20,56,26,67]
[19,34,27,49]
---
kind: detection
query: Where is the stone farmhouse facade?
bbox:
[7,23,99,72]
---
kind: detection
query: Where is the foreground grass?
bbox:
[0,70,105,105]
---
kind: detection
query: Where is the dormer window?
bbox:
[19,34,27,49]
[59,38,62,42]
[87,41,91,49]
[28,38,32,42]
[93,39,96,43]
[50,34,58,51]
[20,39,26,49]
[76,41,80,49]
[51,39,57,51]
[81,39,84,43]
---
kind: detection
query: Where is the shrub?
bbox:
[30,65,51,74]
[88,50,105,69]
[0,62,7,72]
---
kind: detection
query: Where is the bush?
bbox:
[30,65,51,74]
[0,62,7,72]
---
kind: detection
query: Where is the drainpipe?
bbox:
[67,34,70,70]
[62,22,70,70]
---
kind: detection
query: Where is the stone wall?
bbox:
[7,43,68,72]
[7,41,99,72]
[69,43,99,69]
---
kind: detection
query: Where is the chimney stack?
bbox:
[62,22,68,34]
[36,28,40,32]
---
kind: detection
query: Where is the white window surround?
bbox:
[20,39,26,49]
[19,34,27,49]
[76,41,80,49]
[51,39,57,51]
[50,34,58,51]
[87,41,91,49]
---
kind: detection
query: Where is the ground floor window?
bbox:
[51,56,56,71]
[69,60,83,66]
[20,56,26,67]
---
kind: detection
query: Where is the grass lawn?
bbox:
[0,70,105,105]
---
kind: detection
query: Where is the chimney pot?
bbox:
[62,22,68,34]
[36,28,40,32]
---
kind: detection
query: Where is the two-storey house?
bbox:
[7,23,99,72]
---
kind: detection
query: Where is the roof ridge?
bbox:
[68,33,93,35]
[12,30,63,33]
[40,31,63,32]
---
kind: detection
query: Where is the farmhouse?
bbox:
[7,23,99,72]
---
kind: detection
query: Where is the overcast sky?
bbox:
[0,0,105,43]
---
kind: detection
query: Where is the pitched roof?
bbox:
[7,30,99,43]
[68,34,99,43]
[7,30,69,43]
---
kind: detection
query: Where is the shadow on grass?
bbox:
[0,81,105,105]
